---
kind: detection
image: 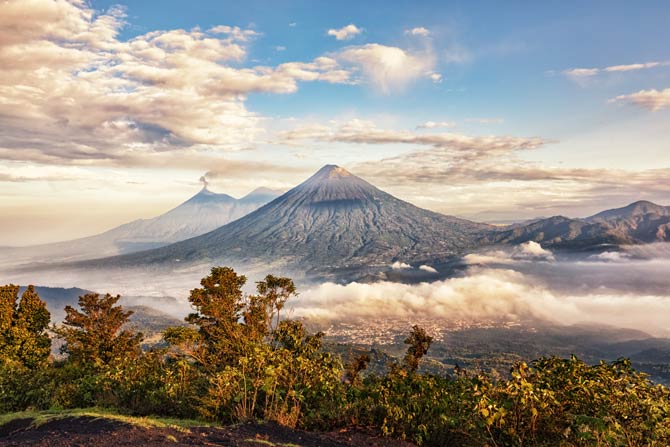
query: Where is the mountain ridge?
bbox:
[12,165,669,280]
[0,186,281,268]
[82,165,493,273]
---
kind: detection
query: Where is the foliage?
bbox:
[1,270,669,447]
[56,293,143,370]
[178,267,344,427]
[403,325,433,373]
[0,284,51,368]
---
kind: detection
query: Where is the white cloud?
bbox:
[563,68,599,78]
[404,27,430,37]
[463,243,554,265]
[563,61,670,82]
[610,88,670,111]
[588,251,632,263]
[417,120,456,129]
[511,241,555,261]
[208,25,259,41]
[391,261,412,270]
[292,262,670,336]
[275,45,286,51]
[327,24,363,40]
[279,119,545,163]
[419,264,438,273]
[605,62,665,72]
[336,43,436,93]
[0,0,355,168]
[428,72,442,83]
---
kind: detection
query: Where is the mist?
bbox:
[291,243,670,336]
[1,243,669,337]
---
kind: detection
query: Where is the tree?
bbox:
[0,284,51,368]
[403,325,433,372]
[0,285,18,353]
[185,267,248,370]
[57,293,142,369]
[183,267,299,370]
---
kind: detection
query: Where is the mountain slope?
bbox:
[585,200,670,242]
[0,187,281,267]
[93,165,493,271]
[488,200,670,247]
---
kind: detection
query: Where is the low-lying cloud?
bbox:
[292,243,670,336]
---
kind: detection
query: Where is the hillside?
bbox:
[486,200,670,248]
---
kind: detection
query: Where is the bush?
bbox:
[2,269,669,447]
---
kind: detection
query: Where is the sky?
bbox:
[1,0,670,245]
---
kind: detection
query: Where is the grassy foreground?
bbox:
[0,407,212,431]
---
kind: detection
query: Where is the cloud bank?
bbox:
[293,244,670,336]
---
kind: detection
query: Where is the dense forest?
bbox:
[1,267,669,446]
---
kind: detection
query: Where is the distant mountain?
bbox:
[585,200,670,242]
[587,200,670,221]
[0,186,282,267]
[88,165,493,275]
[109,187,282,247]
[488,200,670,247]
[18,285,92,322]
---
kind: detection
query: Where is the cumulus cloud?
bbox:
[463,243,554,265]
[405,27,430,37]
[419,264,438,273]
[336,43,436,93]
[327,24,363,40]
[391,261,412,270]
[511,241,555,261]
[208,25,259,41]
[610,88,670,111]
[0,0,354,168]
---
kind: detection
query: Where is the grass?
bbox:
[0,407,216,433]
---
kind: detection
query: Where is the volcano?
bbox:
[99,165,492,274]
[0,186,281,267]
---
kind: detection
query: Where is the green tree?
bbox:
[185,267,248,370]
[0,285,53,412]
[403,325,433,373]
[57,293,142,369]
[183,267,299,370]
[0,285,19,356]
[0,284,51,368]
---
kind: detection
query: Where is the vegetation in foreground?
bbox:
[1,268,669,446]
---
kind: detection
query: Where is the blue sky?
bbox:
[0,0,669,244]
